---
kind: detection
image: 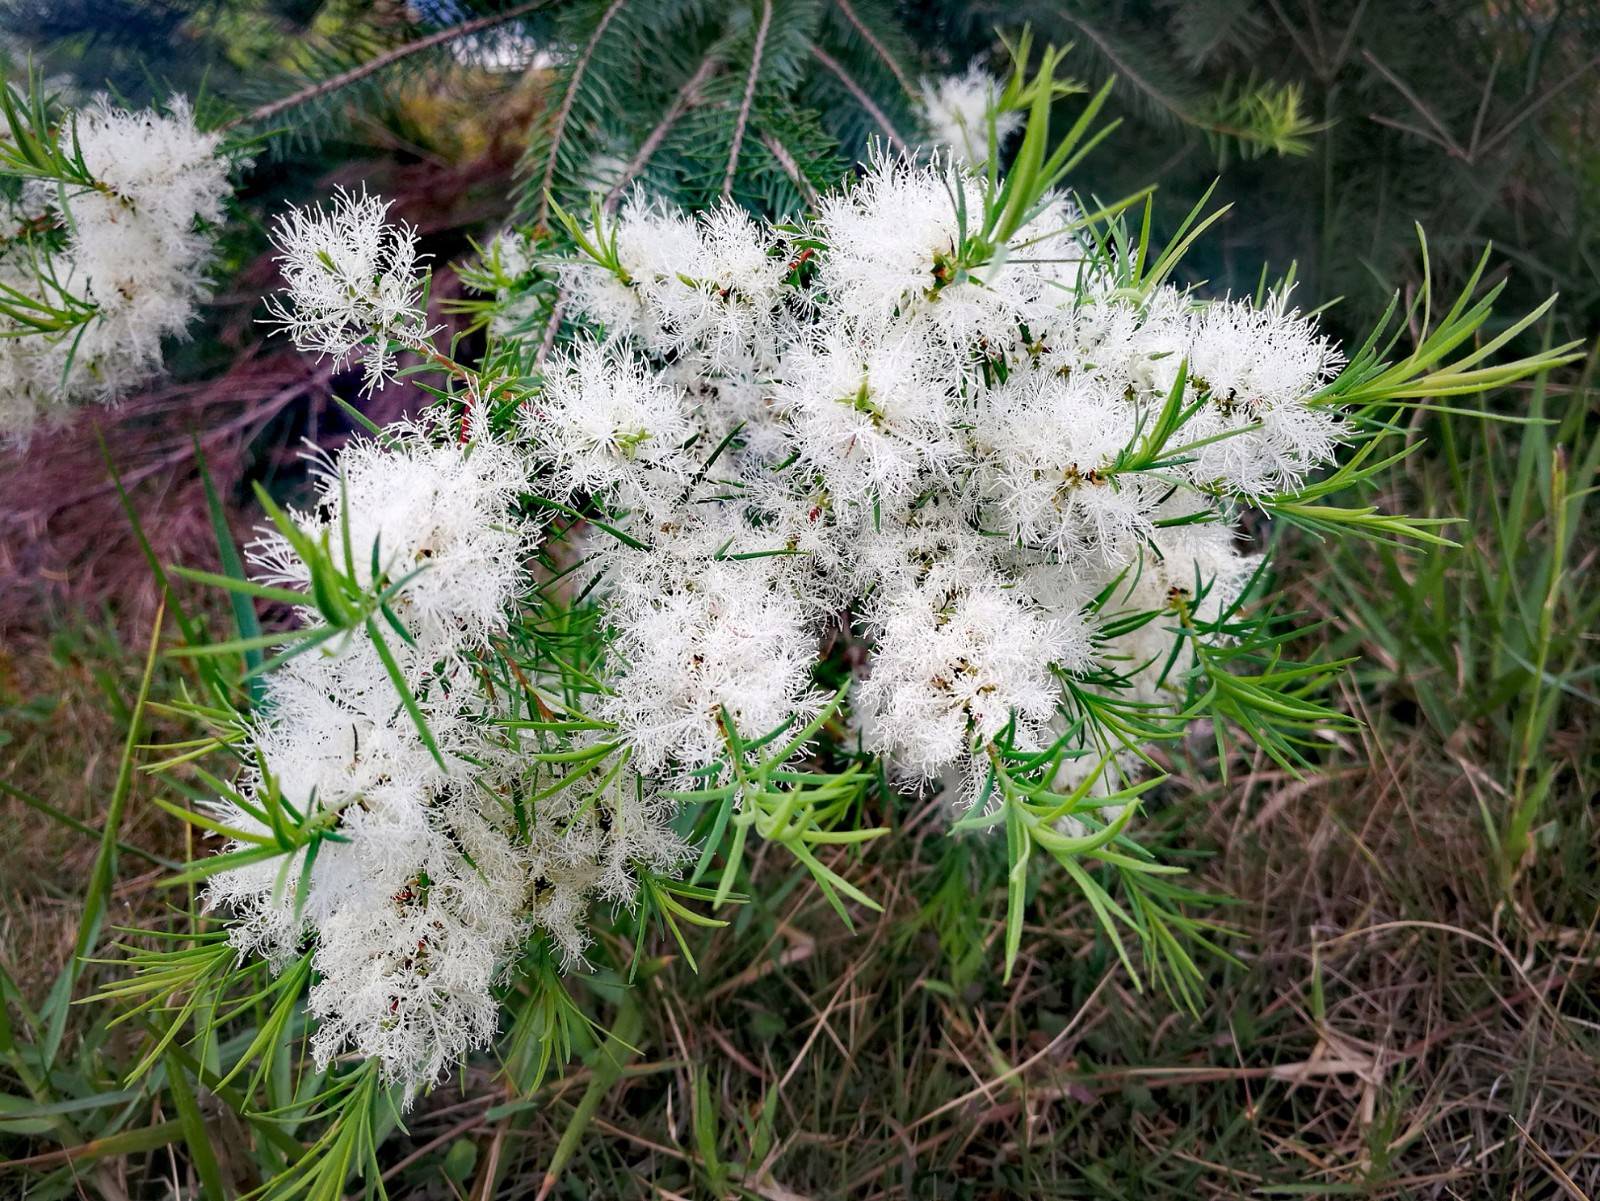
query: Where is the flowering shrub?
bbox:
[3,40,1578,1191]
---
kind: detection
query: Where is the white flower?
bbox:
[1,97,231,443]
[974,368,1156,567]
[200,635,458,962]
[812,154,972,328]
[504,762,691,964]
[204,629,530,1097]
[249,414,534,662]
[1033,296,1145,385]
[306,801,528,1096]
[846,492,1000,597]
[859,572,1093,781]
[654,203,787,365]
[919,66,1021,165]
[599,555,820,775]
[1180,294,1344,493]
[1080,495,1262,712]
[265,188,431,391]
[772,322,958,506]
[71,96,229,229]
[562,196,700,345]
[528,340,694,514]
[810,154,1081,349]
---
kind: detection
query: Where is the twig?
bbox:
[723,0,774,201]
[1476,55,1600,161]
[535,0,629,225]
[808,42,907,154]
[1057,11,1193,126]
[830,0,916,99]
[1362,50,1462,157]
[535,290,568,367]
[757,129,820,207]
[606,54,722,212]
[229,1,551,131]
[379,1109,492,1183]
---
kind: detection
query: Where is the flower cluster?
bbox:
[204,416,532,1088]
[194,147,1355,1095]
[203,411,699,1091]
[180,75,1576,1105]
[544,153,1341,800]
[0,97,231,442]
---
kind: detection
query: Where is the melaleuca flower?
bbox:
[527,339,695,512]
[859,573,1094,782]
[1095,497,1261,707]
[771,323,959,506]
[206,110,1563,1111]
[651,203,788,365]
[264,187,433,390]
[560,196,701,345]
[71,96,230,229]
[500,762,691,965]
[918,65,1021,164]
[305,797,528,1097]
[973,369,1156,565]
[248,413,535,663]
[200,638,470,969]
[205,417,541,1095]
[598,553,822,776]
[811,153,978,328]
[810,154,1084,350]
[0,97,232,443]
[1180,294,1345,494]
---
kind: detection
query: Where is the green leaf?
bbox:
[197,445,266,689]
[166,1050,228,1201]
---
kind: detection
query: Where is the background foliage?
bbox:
[1,1,1597,1197]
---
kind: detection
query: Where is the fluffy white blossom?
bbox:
[1180,294,1345,493]
[598,554,821,775]
[0,97,231,443]
[305,800,527,1094]
[655,203,788,364]
[811,154,976,329]
[859,574,1093,782]
[249,413,534,662]
[772,324,958,505]
[974,371,1155,565]
[506,764,690,964]
[204,420,544,1093]
[919,66,1021,164]
[532,154,1346,792]
[528,340,694,511]
[72,97,230,229]
[200,633,526,1094]
[265,188,432,390]
[561,196,700,345]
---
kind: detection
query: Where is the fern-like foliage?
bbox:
[514,0,927,222]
